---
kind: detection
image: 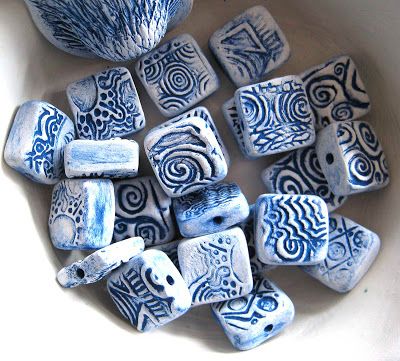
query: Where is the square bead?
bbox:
[211,276,295,350]
[301,214,380,292]
[144,117,228,197]
[67,67,145,139]
[113,176,177,246]
[235,75,316,157]
[107,250,191,332]
[255,194,329,265]
[64,138,139,178]
[135,34,220,117]
[262,146,347,212]
[4,100,75,184]
[209,6,290,87]
[178,227,253,306]
[301,56,371,129]
[316,120,390,196]
[48,179,115,250]
[173,182,249,238]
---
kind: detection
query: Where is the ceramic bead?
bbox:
[107,249,191,332]
[178,227,253,306]
[151,240,181,271]
[173,182,249,238]
[57,237,145,288]
[301,214,380,292]
[211,276,295,351]
[255,194,329,265]
[67,67,145,140]
[64,138,139,178]
[48,179,115,250]
[301,55,371,129]
[136,34,220,117]
[113,176,177,246]
[262,146,347,212]
[209,6,290,87]
[315,120,390,196]
[235,75,316,158]
[4,100,75,184]
[144,117,228,198]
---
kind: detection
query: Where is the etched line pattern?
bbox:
[337,121,389,188]
[302,57,370,128]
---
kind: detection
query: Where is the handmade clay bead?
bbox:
[49,179,115,250]
[107,249,191,332]
[209,6,290,87]
[57,237,145,288]
[64,138,139,178]
[262,146,347,212]
[67,67,145,140]
[173,182,249,238]
[211,276,295,351]
[24,0,193,61]
[4,100,75,184]
[144,117,228,197]
[255,194,329,265]
[315,120,390,196]
[113,176,177,246]
[149,106,230,166]
[239,206,276,275]
[301,55,370,129]
[235,75,316,158]
[301,214,380,292]
[151,239,181,271]
[136,34,220,117]
[178,227,253,306]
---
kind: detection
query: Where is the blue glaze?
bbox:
[209,6,290,87]
[151,240,181,271]
[114,176,177,246]
[64,138,139,178]
[301,55,371,129]
[145,117,228,197]
[177,227,253,306]
[301,214,380,292]
[24,0,193,61]
[211,276,295,351]
[48,179,115,250]
[4,100,75,185]
[235,75,316,158]
[255,194,329,265]
[136,34,220,117]
[67,67,145,139]
[316,120,390,196]
[107,249,191,332]
[173,182,249,237]
[262,146,347,212]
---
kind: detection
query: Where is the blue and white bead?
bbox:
[67,67,145,140]
[113,176,177,246]
[209,6,290,87]
[211,276,295,351]
[107,249,191,332]
[64,139,139,178]
[150,239,181,271]
[301,55,371,129]
[178,227,253,306]
[136,34,220,117]
[301,214,380,293]
[316,120,390,196]
[57,237,145,288]
[49,179,115,250]
[255,194,329,265]
[173,182,249,238]
[144,117,228,197]
[235,75,316,157]
[262,146,347,212]
[4,100,75,184]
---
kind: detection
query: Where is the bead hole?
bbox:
[326,153,334,165]
[264,324,273,333]
[213,216,224,225]
[76,268,85,279]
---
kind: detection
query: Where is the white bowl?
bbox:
[1,1,399,359]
